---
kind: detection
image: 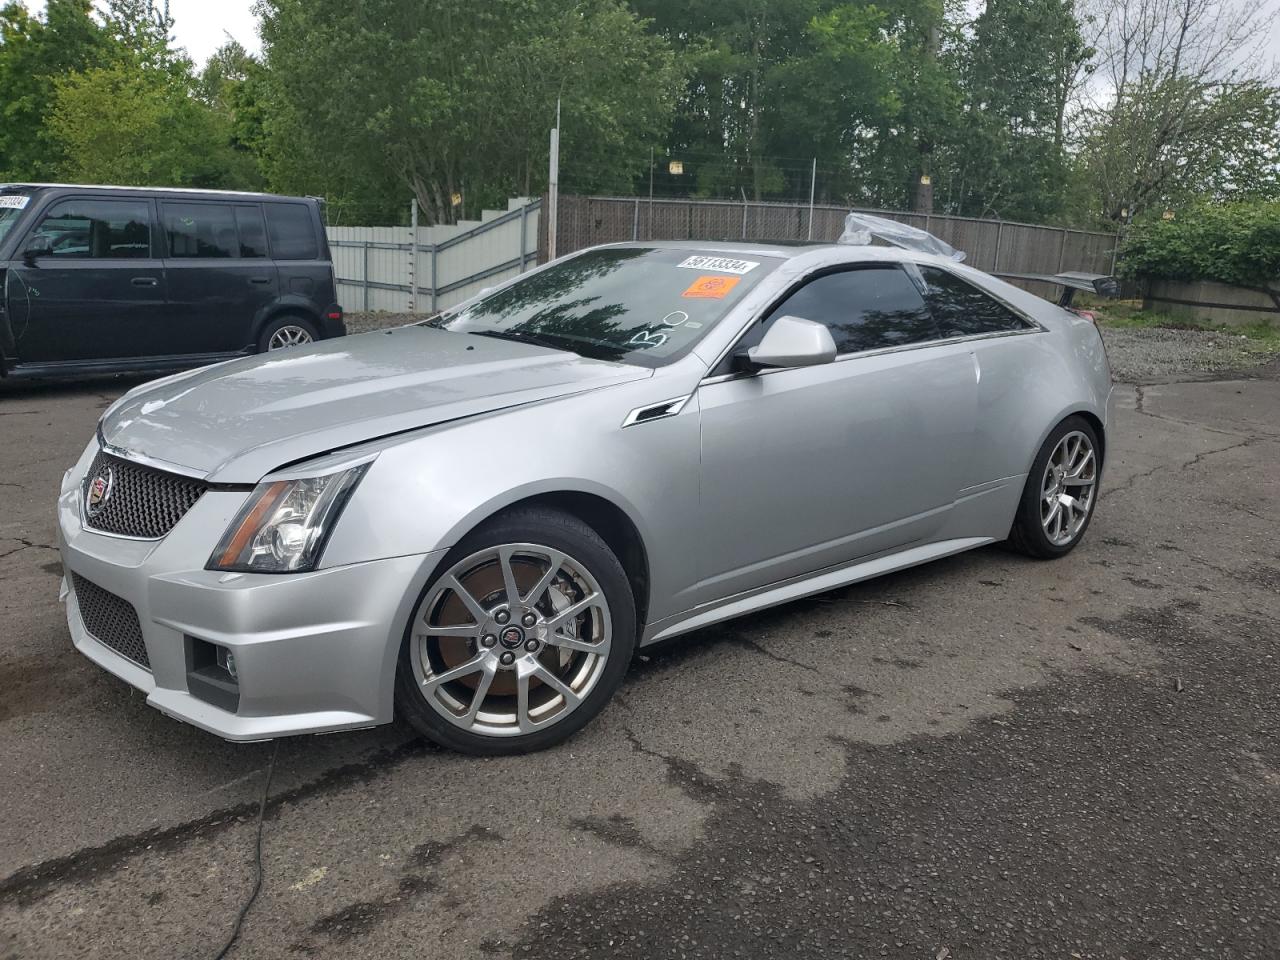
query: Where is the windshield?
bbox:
[0,195,31,247]
[430,247,780,367]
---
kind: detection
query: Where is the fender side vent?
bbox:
[622,395,692,428]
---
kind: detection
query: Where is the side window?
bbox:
[760,266,937,355]
[264,202,319,260]
[234,205,268,258]
[918,266,1032,336]
[31,199,151,259]
[164,202,239,258]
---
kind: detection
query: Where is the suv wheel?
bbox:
[394,507,636,755]
[258,316,318,352]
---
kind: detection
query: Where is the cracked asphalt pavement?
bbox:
[1,362,1278,960]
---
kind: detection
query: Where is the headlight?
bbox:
[207,464,370,573]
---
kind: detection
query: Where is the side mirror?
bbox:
[22,241,53,266]
[737,315,837,371]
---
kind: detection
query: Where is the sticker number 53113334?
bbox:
[676,255,759,274]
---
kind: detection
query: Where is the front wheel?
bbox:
[1008,416,1101,558]
[394,507,636,755]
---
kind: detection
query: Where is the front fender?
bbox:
[319,375,703,625]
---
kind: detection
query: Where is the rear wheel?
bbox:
[258,315,318,353]
[394,508,635,755]
[1008,416,1101,558]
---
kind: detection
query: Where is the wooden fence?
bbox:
[543,196,1120,293]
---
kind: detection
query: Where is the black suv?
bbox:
[0,184,345,379]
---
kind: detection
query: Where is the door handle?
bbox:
[249,277,272,285]
[130,277,159,287]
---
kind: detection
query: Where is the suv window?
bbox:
[163,202,240,258]
[761,265,937,354]
[32,199,151,259]
[918,266,1032,336]
[264,202,318,260]
[234,205,268,258]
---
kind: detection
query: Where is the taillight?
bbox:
[1069,308,1098,324]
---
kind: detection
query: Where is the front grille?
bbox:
[84,450,207,539]
[72,574,150,669]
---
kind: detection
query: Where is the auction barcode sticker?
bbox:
[0,195,30,210]
[676,255,759,275]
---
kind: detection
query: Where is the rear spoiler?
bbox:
[995,271,1122,309]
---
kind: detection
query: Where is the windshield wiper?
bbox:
[471,329,567,352]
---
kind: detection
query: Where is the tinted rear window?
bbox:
[264,202,319,260]
[164,202,239,258]
[919,266,1032,336]
[235,205,268,258]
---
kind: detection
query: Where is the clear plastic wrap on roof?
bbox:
[837,212,967,262]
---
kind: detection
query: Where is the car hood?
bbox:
[100,326,652,483]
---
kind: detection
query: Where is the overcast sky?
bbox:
[166,0,262,63]
[21,0,1280,69]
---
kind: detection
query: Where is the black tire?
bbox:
[256,314,319,353]
[394,507,636,756]
[1008,415,1101,559]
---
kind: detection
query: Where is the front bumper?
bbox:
[57,481,443,741]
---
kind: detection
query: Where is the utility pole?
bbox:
[548,98,561,261]
[807,157,817,240]
[914,21,939,216]
[647,146,655,241]
[408,198,418,313]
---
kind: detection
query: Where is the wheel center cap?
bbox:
[498,626,526,650]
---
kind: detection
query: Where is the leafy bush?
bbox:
[1118,202,1280,304]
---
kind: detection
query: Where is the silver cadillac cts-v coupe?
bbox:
[57,232,1113,754]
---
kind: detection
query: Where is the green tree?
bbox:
[100,0,174,68]
[1085,76,1280,221]
[1118,201,1280,308]
[45,60,260,188]
[1079,0,1280,221]
[198,40,269,170]
[633,0,830,201]
[257,0,681,224]
[634,0,962,211]
[0,0,113,179]
[841,0,961,212]
[942,0,1090,221]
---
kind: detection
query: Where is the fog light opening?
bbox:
[217,645,238,680]
[187,636,242,713]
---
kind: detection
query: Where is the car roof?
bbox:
[605,239,847,261]
[603,238,934,265]
[0,183,319,203]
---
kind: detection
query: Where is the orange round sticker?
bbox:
[682,275,741,299]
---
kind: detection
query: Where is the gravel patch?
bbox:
[343,312,1279,384]
[344,312,421,336]
[1098,326,1278,382]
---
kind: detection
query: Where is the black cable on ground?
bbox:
[213,740,280,960]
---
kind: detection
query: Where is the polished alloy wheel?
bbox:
[410,544,613,737]
[267,325,314,350]
[1040,429,1097,546]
